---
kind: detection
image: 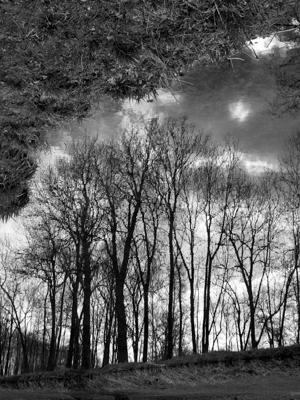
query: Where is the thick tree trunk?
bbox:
[112,316,118,364]
[102,339,110,366]
[55,278,67,365]
[73,320,80,369]
[42,295,47,370]
[236,308,244,351]
[202,256,212,353]
[142,288,149,362]
[166,213,175,359]
[20,334,29,373]
[295,266,300,344]
[66,279,79,369]
[4,317,13,375]
[102,305,113,367]
[81,246,92,369]
[133,307,139,362]
[115,277,128,363]
[177,266,183,357]
[248,290,257,349]
[190,278,197,353]
[14,337,20,375]
[47,292,56,371]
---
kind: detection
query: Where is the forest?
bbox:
[0,118,300,375]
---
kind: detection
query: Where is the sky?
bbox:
[47,30,300,176]
[117,32,300,174]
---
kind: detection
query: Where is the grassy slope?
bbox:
[1,374,300,399]
[0,0,297,217]
[1,346,300,399]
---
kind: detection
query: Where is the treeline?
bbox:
[0,118,300,375]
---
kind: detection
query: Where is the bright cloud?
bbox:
[228,99,252,122]
[241,153,279,175]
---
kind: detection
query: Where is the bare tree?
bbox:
[34,139,104,369]
[174,167,203,353]
[17,216,68,371]
[97,126,154,363]
[132,187,162,362]
[224,173,280,349]
[150,117,205,359]
[280,132,300,343]
[196,144,238,353]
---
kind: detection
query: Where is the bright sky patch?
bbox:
[228,99,252,123]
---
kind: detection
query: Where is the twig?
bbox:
[227,57,245,61]
[177,78,193,86]
[214,1,225,28]
[245,41,259,60]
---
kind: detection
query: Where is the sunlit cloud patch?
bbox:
[241,153,279,175]
[119,89,181,130]
[228,99,252,123]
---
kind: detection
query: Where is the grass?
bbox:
[1,346,300,399]
[99,344,300,373]
[1,356,300,399]
[1,344,300,390]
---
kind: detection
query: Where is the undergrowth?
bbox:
[1,344,300,391]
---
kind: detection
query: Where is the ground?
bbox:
[1,353,300,399]
[1,373,300,399]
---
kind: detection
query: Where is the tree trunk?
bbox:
[14,337,20,375]
[278,283,290,346]
[73,319,80,369]
[166,212,175,359]
[202,255,212,353]
[4,317,13,375]
[177,265,183,357]
[66,278,79,368]
[115,277,128,363]
[47,292,56,371]
[248,290,257,349]
[55,278,67,365]
[133,307,139,362]
[112,310,118,364]
[142,287,149,362]
[190,278,197,353]
[42,294,47,370]
[295,266,300,344]
[102,304,113,367]
[20,334,29,373]
[81,244,92,370]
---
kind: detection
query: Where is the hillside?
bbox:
[0,346,300,399]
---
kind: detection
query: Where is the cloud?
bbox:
[241,153,279,175]
[228,99,252,123]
